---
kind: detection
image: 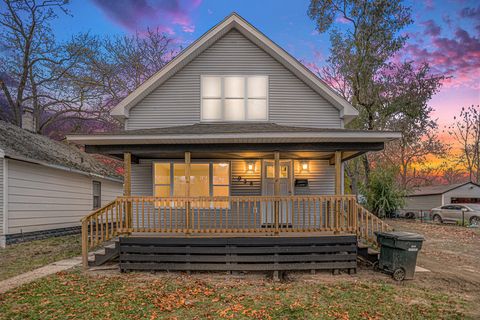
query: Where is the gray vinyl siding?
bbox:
[6,159,122,234]
[127,29,341,130]
[443,183,480,204]
[0,157,4,235]
[132,159,153,196]
[404,195,443,211]
[231,160,261,196]
[293,160,335,195]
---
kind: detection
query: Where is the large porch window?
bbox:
[153,162,230,199]
[201,75,268,122]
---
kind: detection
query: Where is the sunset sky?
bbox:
[52,0,479,133]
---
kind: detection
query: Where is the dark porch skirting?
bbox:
[118,235,357,274]
[6,226,81,245]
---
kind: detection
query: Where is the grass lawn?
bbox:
[0,270,469,320]
[0,235,81,281]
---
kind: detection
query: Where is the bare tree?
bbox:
[446,105,480,183]
[77,29,177,117]
[0,0,91,132]
[0,0,177,136]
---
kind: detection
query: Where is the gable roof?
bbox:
[407,182,480,197]
[110,13,359,123]
[0,120,122,181]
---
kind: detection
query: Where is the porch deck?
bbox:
[81,195,391,268]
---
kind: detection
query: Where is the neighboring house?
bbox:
[402,182,480,217]
[68,13,400,272]
[0,119,123,247]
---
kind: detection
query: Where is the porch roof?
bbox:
[67,123,401,146]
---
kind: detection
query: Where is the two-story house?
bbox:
[68,13,399,274]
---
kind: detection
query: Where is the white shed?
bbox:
[404,182,480,213]
[0,121,123,247]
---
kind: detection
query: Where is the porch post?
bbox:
[274,151,280,235]
[124,152,131,196]
[334,151,342,195]
[185,151,191,234]
[124,152,132,232]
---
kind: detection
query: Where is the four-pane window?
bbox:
[201,76,268,121]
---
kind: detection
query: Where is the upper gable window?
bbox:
[201,76,268,122]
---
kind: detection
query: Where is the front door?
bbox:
[261,160,293,225]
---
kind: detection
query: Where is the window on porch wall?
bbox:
[153,162,230,208]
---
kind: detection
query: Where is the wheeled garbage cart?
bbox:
[375,231,425,281]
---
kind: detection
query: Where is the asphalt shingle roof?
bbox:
[408,182,479,196]
[0,120,122,180]
[70,123,392,136]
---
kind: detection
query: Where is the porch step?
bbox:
[91,240,120,266]
[357,242,379,264]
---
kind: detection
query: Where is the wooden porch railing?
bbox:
[81,195,391,267]
[356,204,393,244]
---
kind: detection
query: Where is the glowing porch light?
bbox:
[301,160,309,172]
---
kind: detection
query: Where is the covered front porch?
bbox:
[68,123,398,268]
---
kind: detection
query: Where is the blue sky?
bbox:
[51,0,479,127]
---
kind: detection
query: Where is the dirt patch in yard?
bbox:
[386,219,480,316]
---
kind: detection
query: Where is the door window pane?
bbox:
[224,76,244,98]
[280,165,289,178]
[266,164,274,178]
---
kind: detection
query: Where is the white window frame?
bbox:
[200,75,269,122]
[152,160,231,199]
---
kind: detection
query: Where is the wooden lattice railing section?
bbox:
[81,195,391,267]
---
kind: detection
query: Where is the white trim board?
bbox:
[110,13,359,124]
[67,131,401,145]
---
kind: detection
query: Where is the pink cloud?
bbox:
[93,0,202,34]
[422,20,441,37]
[397,26,480,89]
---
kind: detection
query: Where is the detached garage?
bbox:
[404,182,480,214]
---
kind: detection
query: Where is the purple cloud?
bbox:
[92,0,202,34]
[398,27,480,89]
[460,6,480,19]
[422,20,441,37]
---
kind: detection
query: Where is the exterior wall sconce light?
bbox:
[301,160,309,172]
[246,160,255,173]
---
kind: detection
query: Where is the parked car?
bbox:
[431,204,480,225]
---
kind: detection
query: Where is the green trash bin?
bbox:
[375,231,425,281]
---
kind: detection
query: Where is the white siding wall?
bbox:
[443,183,480,203]
[6,159,122,234]
[404,195,443,211]
[127,30,342,130]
